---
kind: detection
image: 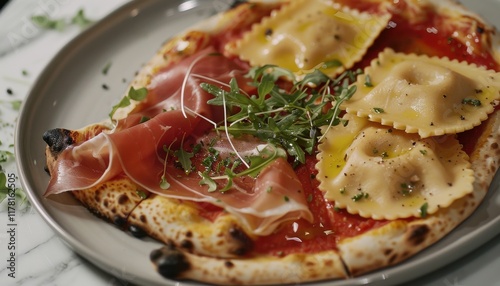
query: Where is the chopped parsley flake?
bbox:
[462,98,481,107]
[364,74,373,87]
[352,192,369,202]
[420,202,429,218]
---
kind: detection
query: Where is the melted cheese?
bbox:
[343,48,500,138]
[316,114,474,220]
[226,0,390,77]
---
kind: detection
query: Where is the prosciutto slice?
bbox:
[45,49,313,235]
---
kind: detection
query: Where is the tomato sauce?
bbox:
[254,155,389,255]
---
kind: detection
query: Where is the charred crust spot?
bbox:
[229,226,253,256]
[224,261,234,268]
[118,194,129,205]
[43,128,74,154]
[185,231,193,238]
[384,249,392,256]
[140,214,147,223]
[113,216,127,228]
[388,253,398,265]
[94,189,102,201]
[128,225,147,238]
[492,142,499,149]
[180,239,194,252]
[150,242,190,279]
[408,224,430,246]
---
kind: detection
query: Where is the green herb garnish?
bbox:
[373,107,385,114]
[202,65,358,164]
[109,86,148,121]
[400,183,414,196]
[199,171,218,192]
[364,74,373,87]
[199,144,286,193]
[420,202,429,218]
[351,192,369,202]
[136,190,148,199]
[0,150,14,163]
[102,62,112,75]
[174,141,194,174]
[462,98,481,107]
[71,9,93,28]
[32,9,93,31]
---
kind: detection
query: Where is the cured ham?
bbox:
[44,48,313,236]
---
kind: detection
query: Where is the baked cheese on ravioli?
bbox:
[226,0,390,77]
[316,114,474,220]
[343,48,500,137]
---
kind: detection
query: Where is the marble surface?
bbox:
[0,0,499,285]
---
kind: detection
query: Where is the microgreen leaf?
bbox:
[71,9,93,28]
[321,59,343,69]
[32,9,93,31]
[31,15,66,30]
[102,62,112,75]
[420,202,429,218]
[10,100,22,111]
[203,66,358,164]
[258,74,275,98]
[199,171,217,192]
[0,150,14,163]
[238,145,286,178]
[109,87,148,121]
[136,190,148,199]
[159,176,170,190]
[174,148,193,174]
[109,96,131,120]
[128,87,148,101]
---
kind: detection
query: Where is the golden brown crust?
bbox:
[150,244,347,285]
[127,195,254,258]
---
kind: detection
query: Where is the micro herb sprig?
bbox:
[174,134,193,174]
[159,139,177,190]
[32,9,93,31]
[199,144,286,192]
[201,65,359,164]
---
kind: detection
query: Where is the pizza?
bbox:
[42,0,500,285]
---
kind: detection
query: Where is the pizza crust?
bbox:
[127,194,255,258]
[151,243,348,285]
[41,0,500,285]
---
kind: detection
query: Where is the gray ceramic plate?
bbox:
[15,0,500,285]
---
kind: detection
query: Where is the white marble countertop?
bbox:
[0,0,499,285]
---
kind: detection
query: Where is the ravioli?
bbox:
[316,114,474,220]
[226,0,390,77]
[343,48,500,137]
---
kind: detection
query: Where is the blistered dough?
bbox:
[226,0,390,77]
[343,48,500,137]
[316,114,474,220]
